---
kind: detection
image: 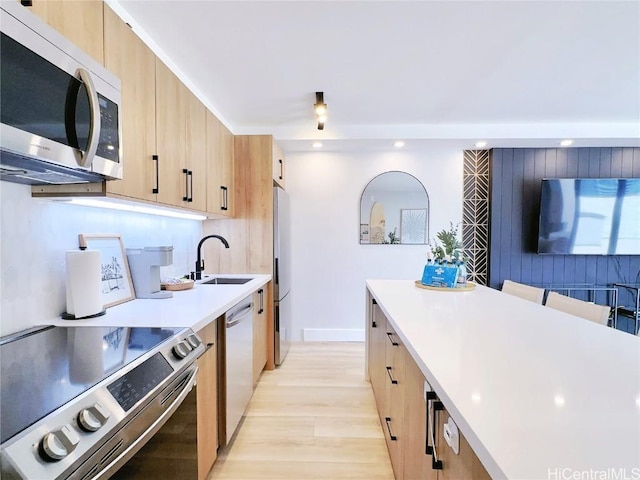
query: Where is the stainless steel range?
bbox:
[0,325,204,480]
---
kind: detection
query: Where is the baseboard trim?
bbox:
[302,328,365,342]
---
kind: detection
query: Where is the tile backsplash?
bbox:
[0,182,203,336]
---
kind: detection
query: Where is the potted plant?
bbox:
[430,222,463,264]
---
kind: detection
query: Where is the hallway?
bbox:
[208,342,394,480]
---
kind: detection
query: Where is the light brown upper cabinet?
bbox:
[205,111,234,216]
[272,141,286,189]
[23,0,104,65]
[185,90,207,212]
[155,59,188,207]
[103,6,157,202]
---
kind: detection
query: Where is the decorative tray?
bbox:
[414,280,476,292]
[161,279,195,291]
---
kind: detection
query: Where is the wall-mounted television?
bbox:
[537,178,640,255]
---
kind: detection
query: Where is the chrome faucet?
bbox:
[195,235,229,280]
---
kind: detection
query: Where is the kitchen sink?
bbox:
[201,277,253,285]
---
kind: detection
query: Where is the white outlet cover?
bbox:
[443,416,460,455]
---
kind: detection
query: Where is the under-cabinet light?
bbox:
[394,141,405,148]
[312,142,323,148]
[560,139,574,147]
[475,141,487,148]
[64,198,207,220]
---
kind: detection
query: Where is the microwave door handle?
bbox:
[74,68,100,168]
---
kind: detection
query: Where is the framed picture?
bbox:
[78,234,135,308]
[360,224,370,243]
[400,208,428,244]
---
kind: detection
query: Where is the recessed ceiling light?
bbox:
[312,142,323,148]
[560,139,574,147]
[475,141,487,148]
[394,141,405,148]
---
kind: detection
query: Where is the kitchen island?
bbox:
[366,279,640,480]
[47,274,270,332]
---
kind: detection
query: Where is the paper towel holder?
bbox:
[61,310,106,320]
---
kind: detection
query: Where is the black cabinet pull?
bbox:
[371,300,377,328]
[278,158,283,180]
[384,417,397,441]
[430,400,444,470]
[386,331,399,346]
[385,366,398,385]
[182,168,189,201]
[188,170,193,202]
[425,391,437,455]
[221,186,228,211]
[152,155,159,194]
[258,288,264,314]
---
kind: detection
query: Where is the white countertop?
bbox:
[47,274,271,334]
[366,279,640,480]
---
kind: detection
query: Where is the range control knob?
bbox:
[172,342,190,359]
[77,402,110,432]
[39,425,80,462]
[186,334,201,349]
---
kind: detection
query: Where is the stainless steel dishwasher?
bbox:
[219,295,254,446]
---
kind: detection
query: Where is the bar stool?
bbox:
[545,291,611,325]
[501,280,545,304]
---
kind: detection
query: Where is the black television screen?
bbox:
[537,178,640,255]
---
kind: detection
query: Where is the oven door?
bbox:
[72,366,198,480]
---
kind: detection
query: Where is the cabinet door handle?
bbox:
[385,366,398,385]
[428,398,444,470]
[425,391,437,455]
[386,331,399,346]
[152,155,159,194]
[188,170,193,202]
[182,168,189,201]
[371,299,377,328]
[278,158,283,180]
[384,417,397,441]
[221,186,228,211]
[258,288,264,314]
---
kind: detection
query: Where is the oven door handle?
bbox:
[93,366,199,480]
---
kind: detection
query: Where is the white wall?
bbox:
[286,146,463,341]
[0,182,202,336]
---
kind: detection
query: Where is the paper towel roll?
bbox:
[66,250,103,318]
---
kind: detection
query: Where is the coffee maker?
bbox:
[126,246,174,299]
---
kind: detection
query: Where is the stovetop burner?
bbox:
[0,324,203,480]
[1,326,180,444]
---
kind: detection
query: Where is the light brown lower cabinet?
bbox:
[367,295,492,480]
[403,356,436,480]
[253,288,267,386]
[196,321,218,480]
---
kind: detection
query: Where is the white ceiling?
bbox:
[112,0,640,153]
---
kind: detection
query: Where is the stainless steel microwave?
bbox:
[0,2,123,185]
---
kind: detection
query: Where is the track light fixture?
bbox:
[314,92,327,130]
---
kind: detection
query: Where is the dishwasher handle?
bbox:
[226,302,254,328]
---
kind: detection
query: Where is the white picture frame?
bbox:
[78,234,135,308]
[400,208,428,244]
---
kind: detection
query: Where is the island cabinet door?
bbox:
[403,354,437,480]
[384,322,406,480]
[435,406,491,480]
[368,299,387,414]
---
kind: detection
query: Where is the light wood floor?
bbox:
[208,342,394,480]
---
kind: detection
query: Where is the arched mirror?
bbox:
[360,171,429,244]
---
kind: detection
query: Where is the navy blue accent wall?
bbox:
[489,147,640,320]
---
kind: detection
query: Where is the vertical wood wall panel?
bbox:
[489,147,640,318]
